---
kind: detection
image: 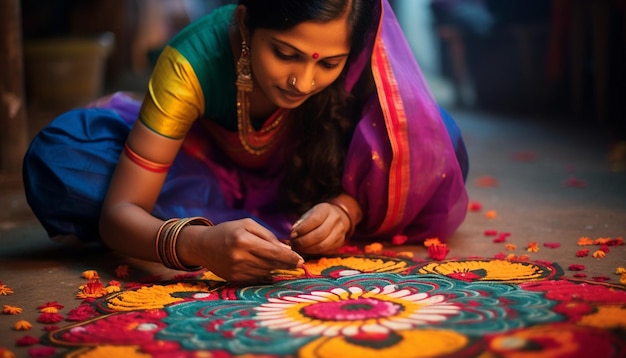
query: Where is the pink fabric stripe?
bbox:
[371,23,410,233]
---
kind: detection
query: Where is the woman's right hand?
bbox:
[179,218,304,282]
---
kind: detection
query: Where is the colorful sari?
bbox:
[23,0,468,244]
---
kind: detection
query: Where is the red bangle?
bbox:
[123,142,172,173]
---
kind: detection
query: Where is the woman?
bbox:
[23,0,469,281]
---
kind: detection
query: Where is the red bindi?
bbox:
[312,52,319,59]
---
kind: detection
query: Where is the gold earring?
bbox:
[236,40,252,92]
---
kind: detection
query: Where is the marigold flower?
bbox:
[81,270,100,280]
[616,267,626,275]
[391,234,408,246]
[485,210,497,219]
[505,243,516,251]
[427,243,450,261]
[3,305,22,315]
[364,242,383,254]
[14,320,32,330]
[76,280,108,299]
[37,302,63,311]
[577,237,594,246]
[526,242,539,252]
[0,284,14,296]
[592,250,606,259]
[423,237,441,247]
[115,264,130,279]
[576,249,589,257]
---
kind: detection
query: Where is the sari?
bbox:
[23,0,468,244]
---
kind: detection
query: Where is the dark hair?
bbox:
[238,0,375,214]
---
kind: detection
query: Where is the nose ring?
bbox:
[289,76,297,87]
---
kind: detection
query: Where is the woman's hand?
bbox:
[288,202,350,254]
[181,218,304,282]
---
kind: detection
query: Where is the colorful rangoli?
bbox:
[44,256,626,357]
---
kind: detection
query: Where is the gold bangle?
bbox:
[155,217,213,271]
[325,198,355,238]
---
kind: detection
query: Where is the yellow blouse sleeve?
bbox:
[138,46,205,139]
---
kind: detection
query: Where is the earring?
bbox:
[289,76,297,87]
[236,40,252,92]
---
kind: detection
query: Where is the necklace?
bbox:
[236,91,287,155]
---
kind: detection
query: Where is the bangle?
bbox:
[155,217,213,271]
[325,195,362,238]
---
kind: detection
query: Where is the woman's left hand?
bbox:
[289,202,350,254]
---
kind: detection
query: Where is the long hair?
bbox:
[238,0,374,214]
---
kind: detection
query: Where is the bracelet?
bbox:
[124,142,172,173]
[155,217,213,271]
[325,195,362,238]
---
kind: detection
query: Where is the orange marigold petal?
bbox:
[3,305,22,315]
[592,250,606,259]
[423,237,441,248]
[0,284,14,296]
[14,320,32,331]
[81,270,100,280]
[364,242,383,254]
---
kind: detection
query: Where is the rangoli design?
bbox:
[46,256,626,357]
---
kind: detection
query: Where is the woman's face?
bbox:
[248,15,351,109]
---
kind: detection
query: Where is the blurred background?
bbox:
[1,0,626,176]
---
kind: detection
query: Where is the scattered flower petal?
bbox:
[475,175,498,187]
[620,274,626,285]
[338,245,361,254]
[81,270,100,280]
[37,312,64,324]
[484,229,498,236]
[493,235,507,243]
[15,335,39,346]
[543,242,560,248]
[66,304,98,322]
[505,244,516,251]
[573,273,587,278]
[568,264,585,271]
[114,264,130,279]
[526,242,539,252]
[3,305,22,315]
[592,250,606,259]
[485,210,497,219]
[616,267,626,275]
[14,320,32,331]
[38,307,59,314]
[76,280,108,299]
[391,234,408,246]
[427,243,450,261]
[577,237,594,246]
[0,284,14,296]
[595,237,611,245]
[468,201,482,212]
[43,325,59,332]
[37,302,63,311]
[27,346,56,357]
[423,237,441,247]
[395,251,414,258]
[563,175,587,188]
[599,245,610,253]
[575,249,589,257]
[364,242,383,254]
[592,276,610,282]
